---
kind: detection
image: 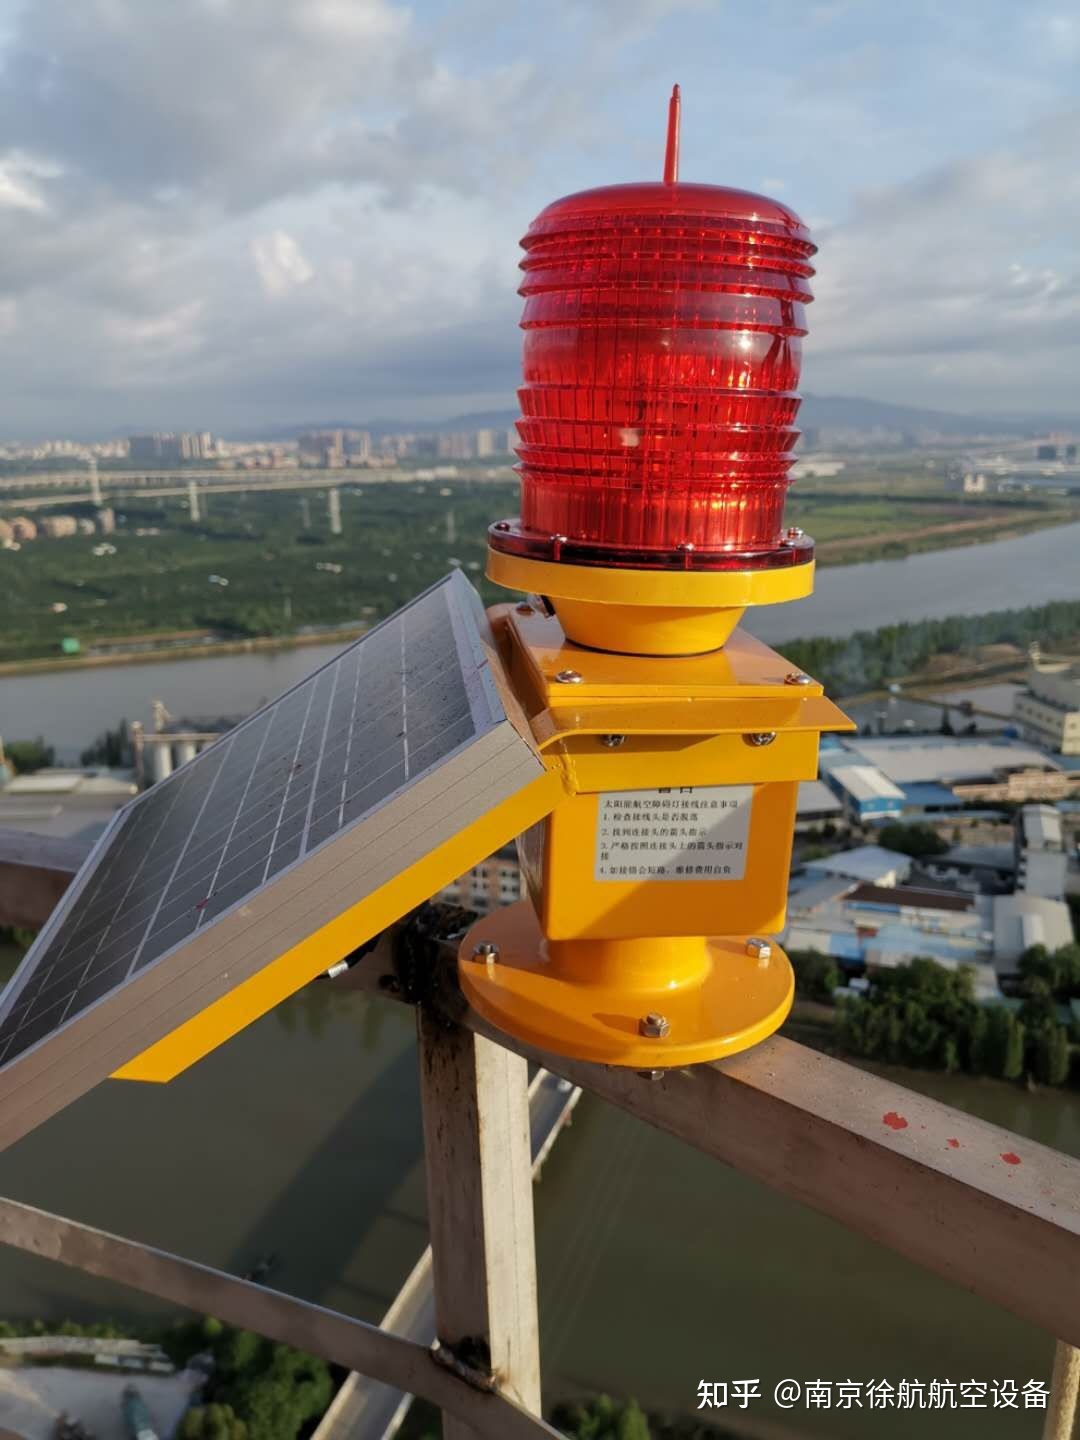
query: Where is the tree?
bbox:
[552,1396,653,1440]
[180,1405,248,1440]
[80,720,131,768]
[4,737,55,774]
[789,949,840,1002]
[219,1341,333,1440]
[973,1006,1026,1080]
[1032,1026,1071,1087]
[877,823,948,860]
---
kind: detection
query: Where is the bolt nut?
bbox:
[745,937,772,962]
[785,671,813,687]
[744,731,777,747]
[472,941,499,963]
[638,1011,671,1039]
[600,734,626,749]
[555,668,583,685]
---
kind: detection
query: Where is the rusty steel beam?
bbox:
[0,1196,564,1440]
[342,939,1080,1351]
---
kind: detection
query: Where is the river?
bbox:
[0,940,1071,1440]
[4,521,1080,761]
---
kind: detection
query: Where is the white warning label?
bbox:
[594,786,753,883]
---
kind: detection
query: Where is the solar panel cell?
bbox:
[0,575,536,1109]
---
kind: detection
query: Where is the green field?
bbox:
[1,474,1076,667]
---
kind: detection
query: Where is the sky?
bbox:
[0,0,1077,436]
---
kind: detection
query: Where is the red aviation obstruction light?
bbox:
[487,86,818,654]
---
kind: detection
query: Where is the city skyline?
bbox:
[0,0,1078,432]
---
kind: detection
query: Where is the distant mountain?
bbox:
[242,394,1080,445]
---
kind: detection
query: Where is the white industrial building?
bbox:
[1014,654,1080,755]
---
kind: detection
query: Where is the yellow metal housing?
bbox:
[114,769,567,1082]
[487,546,815,655]
[458,606,853,1068]
[459,902,795,1068]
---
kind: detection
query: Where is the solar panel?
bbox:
[0,573,549,1151]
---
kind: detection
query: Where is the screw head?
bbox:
[555,669,583,685]
[638,1011,671,1039]
[786,526,805,540]
[600,734,626,748]
[785,671,813,687]
[676,541,695,552]
[473,941,499,963]
[744,731,777,747]
[745,937,772,962]
[493,520,511,532]
[515,602,533,615]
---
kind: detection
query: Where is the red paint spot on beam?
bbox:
[882,1111,908,1131]
[1001,1152,1022,1166]
[946,1138,960,1148]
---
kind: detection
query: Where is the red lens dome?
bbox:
[491,175,816,571]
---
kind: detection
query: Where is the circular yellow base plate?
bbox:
[459,902,794,1069]
[487,547,815,608]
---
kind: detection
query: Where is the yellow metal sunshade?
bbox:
[115,767,566,1082]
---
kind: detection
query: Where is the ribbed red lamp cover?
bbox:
[491,166,816,571]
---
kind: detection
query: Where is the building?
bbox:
[0,768,137,843]
[298,430,345,467]
[795,779,844,831]
[39,514,79,538]
[1014,653,1080,756]
[992,894,1075,972]
[921,843,1016,895]
[822,762,905,822]
[97,506,116,535]
[784,874,1001,995]
[348,430,372,463]
[475,428,497,458]
[819,734,1078,813]
[1015,803,1068,900]
[128,432,212,465]
[804,845,912,888]
[439,844,522,913]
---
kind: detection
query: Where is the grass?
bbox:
[2,471,1077,666]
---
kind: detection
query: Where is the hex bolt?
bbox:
[785,671,813,687]
[493,520,511,531]
[745,937,772,962]
[744,731,777,747]
[555,669,584,685]
[638,1011,671,1039]
[472,941,499,963]
[600,734,626,748]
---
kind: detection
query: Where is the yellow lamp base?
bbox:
[458,901,793,1069]
[486,547,815,655]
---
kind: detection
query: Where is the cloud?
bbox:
[252,232,316,297]
[0,0,1077,433]
[806,108,1080,410]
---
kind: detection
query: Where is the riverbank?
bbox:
[0,624,367,679]
[4,495,1077,673]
